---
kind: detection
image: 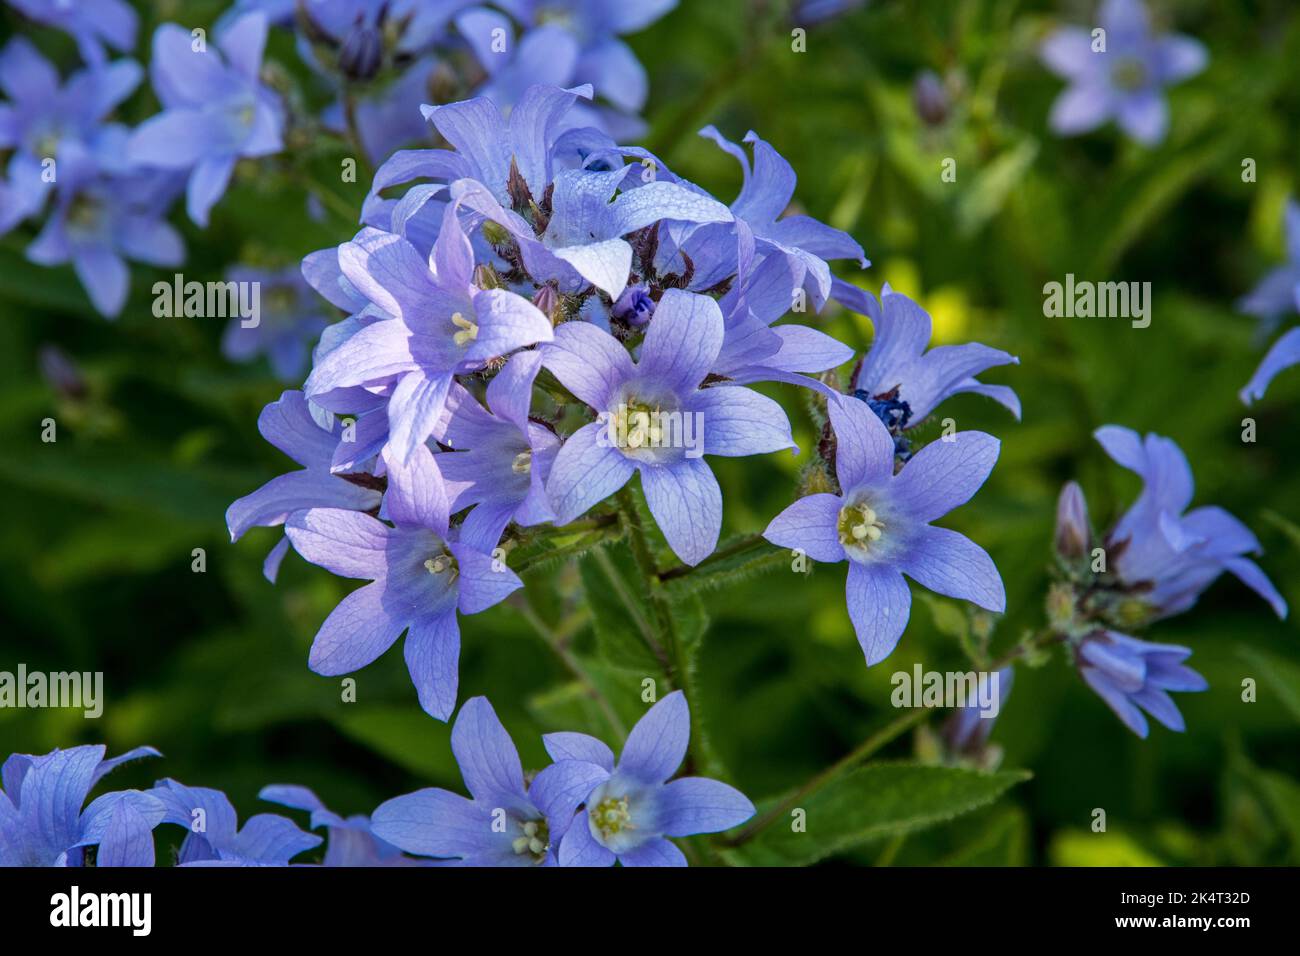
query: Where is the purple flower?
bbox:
[434,350,560,551]
[220,265,333,381]
[127,14,284,226]
[552,691,755,867]
[26,171,185,317]
[851,286,1021,432]
[227,390,384,582]
[0,745,163,867]
[1241,327,1300,407]
[1092,425,1286,620]
[764,394,1005,664]
[4,0,138,65]
[0,38,141,227]
[304,209,553,466]
[1040,0,1206,145]
[1075,631,1207,738]
[259,784,432,866]
[712,221,855,392]
[1238,198,1300,326]
[371,696,609,866]
[697,126,868,311]
[543,289,796,566]
[150,778,321,866]
[284,444,523,720]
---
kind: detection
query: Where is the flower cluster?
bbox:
[2,693,752,867]
[1,0,673,333]
[228,74,1031,723]
[1048,427,1286,736]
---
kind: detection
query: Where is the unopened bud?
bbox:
[1054,481,1090,559]
[912,70,949,126]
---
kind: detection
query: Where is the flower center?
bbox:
[423,550,458,581]
[511,449,533,474]
[1111,57,1148,91]
[451,311,478,347]
[510,818,549,864]
[590,795,634,840]
[838,502,885,549]
[613,398,664,450]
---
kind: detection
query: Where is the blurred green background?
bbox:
[2,0,1298,866]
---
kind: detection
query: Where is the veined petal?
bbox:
[640,458,722,567]
[690,385,794,457]
[763,493,845,564]
[895,525,1006,613]
[451,696,526,804]
[285,509,391,579]
[828,394,896,492]
[306,582,406,676]
[845,561,912,665]
[404,611,461,721]
[546,421,636,524]
[658,777,755,836]
[637,290,725,395]
[619,690,688,784]
[890,431,1000,523]
[543,321,635,410]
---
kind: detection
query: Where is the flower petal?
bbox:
[619,690,688,784]
[658,777,755,836]
[845,561,912,665]
[763,493,845,563]
[895,524,1006,613]
[640,458,722,567]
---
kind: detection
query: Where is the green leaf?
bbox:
[332,706,457,781]
[729,763,1030,866]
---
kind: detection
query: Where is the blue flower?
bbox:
[127,13,284,226]
[1093,425,1287,621]
[226,389,384,582]
[259,784,435,866]
[551,691,755,867]
[0,38,142,229]
[284,444,524,720]
[150,778,321,866]
[434,349,561,552]
[221,265,333,381]
[0,745,163,867]
[711,221,855,392]
[543,289,795,566]
[850,286,1021,433]
[303,207,554,467]
[26,171,185,317]
[4,0,138,65]
[697,126,868,311]
[765,394,1005,664]
[371,696,609,866]
[1075,631,1207,738]
[1040,0,1206,145]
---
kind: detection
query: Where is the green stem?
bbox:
[616,487,704,767]
[724,708,930,847]
[657,533,769,583]
[513,595,626,741]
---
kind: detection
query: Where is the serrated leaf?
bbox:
[729,763,1030,866]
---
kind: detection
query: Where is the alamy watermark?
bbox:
[152,274,260,328]
[0,664,103,718]
[1042,273,1151,328]
[891,664,1002,718]
[596,403,705,458]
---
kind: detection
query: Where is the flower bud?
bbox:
[532,284,562,325]
[339,24,383,82]
[913,70,949,126]
[1054,481,1090,559]
[611,285,655,328]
